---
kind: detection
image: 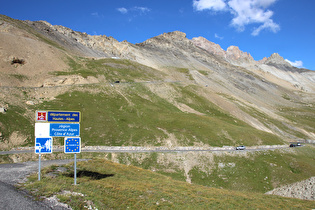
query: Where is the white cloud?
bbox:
[215,33,224,39]
[117,7,128,14]
[91,12,104,18]
[251,19,280,36]
[285,59,304,68]
[193,0,280,36]
[117,6,151,15]
[132,6,151,14]
[193,0,227,11]
[91,12,99,16]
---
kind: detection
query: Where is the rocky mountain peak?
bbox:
[138,31,189,50]
[191,37,255,64]
[191,37,226,58]
[226,46,254,63]
[161,31,187,39]
[264,53,291,66]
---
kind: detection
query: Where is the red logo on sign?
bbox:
[36,111,47,121]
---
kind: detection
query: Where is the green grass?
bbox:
[9,74,29,81]
[0,105,34,149]
[53,57,165,82]
[198,146,315,192]
[174,67,194,80]
[277,105,315,135]
[107,146,315,194]
[229,98,312,139]
[22,158,315,209]
[282,93,291,100]
[32,83,283,147]
[197,70,209,76]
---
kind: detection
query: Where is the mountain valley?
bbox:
[0,14,314,203]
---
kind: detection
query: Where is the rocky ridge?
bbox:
[31,21,314,93]
[192,36,290,67]
[26,20,295,70]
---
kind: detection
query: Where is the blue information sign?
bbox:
[35,137,53,154]
[50,123,80,137]
[47,111,80,123]
[65,137,81,153]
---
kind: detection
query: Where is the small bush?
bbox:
[11,57,25,65]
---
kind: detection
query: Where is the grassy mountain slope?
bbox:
[110,146,315,193]
[1,57,284,149]
[22,159,315,209]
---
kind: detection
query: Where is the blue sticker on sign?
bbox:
[35,137,53,154]
[65,137,81,153]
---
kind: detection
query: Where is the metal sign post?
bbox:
[38,153,41,181]
[74,153,77,185]
[35,137,53,181]
[65,137,81,185]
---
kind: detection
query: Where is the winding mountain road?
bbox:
[0,144,289,155]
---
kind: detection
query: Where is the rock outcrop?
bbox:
[266,177,315,200]
[192,36,259,65]
[226,45,255,64]
[264,53,291,66]
[192,37,226,58]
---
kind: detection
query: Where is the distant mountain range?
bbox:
[0,14,314,146]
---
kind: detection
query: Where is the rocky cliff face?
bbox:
[226,46,255,64]
[192,37,226,58]
[264,53,290,66]
[192,36,287,67]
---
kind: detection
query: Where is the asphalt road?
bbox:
[0,160,81,210]
[0,180,52,210]
[0,145,289,155]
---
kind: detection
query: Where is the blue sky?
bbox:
[1,0,314,70]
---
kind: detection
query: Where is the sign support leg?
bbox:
[74,153,77,185]
[38,153,41,181]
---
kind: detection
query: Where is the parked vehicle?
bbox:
[290,143,301,147]
[236,145,246,150]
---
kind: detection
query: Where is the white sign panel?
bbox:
[35,123,50,137]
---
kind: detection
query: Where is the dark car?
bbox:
[290,142,302,147]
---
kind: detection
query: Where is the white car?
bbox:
[35,143,41,152]
[236,145,246,150]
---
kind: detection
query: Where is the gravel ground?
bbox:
[265,177,315,200]
[0,159,88,209]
